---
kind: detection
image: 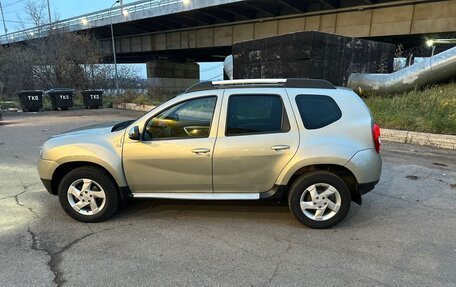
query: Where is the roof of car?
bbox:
[185,79,337,93]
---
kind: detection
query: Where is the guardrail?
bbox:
[0,0,185,44]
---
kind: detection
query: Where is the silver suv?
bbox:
[38,79,382,228]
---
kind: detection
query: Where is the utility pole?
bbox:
[110,0,120,93]
[46,0,51,24]
[0,0,8,36]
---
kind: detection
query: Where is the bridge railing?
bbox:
[0,0,183,44]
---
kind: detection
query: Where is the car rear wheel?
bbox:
[288,171,351,229]
[58,166,119,222]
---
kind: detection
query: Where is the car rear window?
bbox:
[295,95,342,129]
[226,94,289,136]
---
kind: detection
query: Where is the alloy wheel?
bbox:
[299,183,341,221]
[67,178,106,215]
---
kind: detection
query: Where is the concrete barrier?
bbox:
[382,128,456,150]
[114,103,156,112]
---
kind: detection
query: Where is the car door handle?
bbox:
[271,145,290,151]
[191,148,211,155]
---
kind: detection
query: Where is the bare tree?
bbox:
[24,0,47,26]
[0,32,142,96]
[0,44,36,95]
[0,1,142,97]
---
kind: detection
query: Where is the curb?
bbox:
[113,103,156,112]
[382,129,456,150]
[113,103,456,150]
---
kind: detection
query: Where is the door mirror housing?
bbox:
[128,126,141,140]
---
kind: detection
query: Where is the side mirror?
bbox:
[128,126,141,140]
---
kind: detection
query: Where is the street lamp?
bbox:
[426,38,456,57]
[110,0,120,93]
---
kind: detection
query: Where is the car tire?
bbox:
[58,166,119,222]
[288,171,351,229]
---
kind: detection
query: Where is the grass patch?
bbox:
[111,88,170,106]
[0,99,21,110]
[364,83,456,135]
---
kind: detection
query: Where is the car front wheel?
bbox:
[288,171,351,229]
[58,166,119,222]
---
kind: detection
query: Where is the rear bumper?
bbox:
[345,148,382,184]
[358,180,379,195]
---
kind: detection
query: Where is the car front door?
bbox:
[122,93,222,194]
[213,88,299,193]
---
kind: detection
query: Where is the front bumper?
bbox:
[38,159,58,194]
[38,159,58,180]
[40,178,53,194]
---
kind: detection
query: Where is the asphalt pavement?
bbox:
[0,108,455,287]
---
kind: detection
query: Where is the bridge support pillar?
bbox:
[146,60,199,98]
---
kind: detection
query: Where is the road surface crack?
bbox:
[26,223,134,287]
[264,236,292,286]
[15,190,41,219]
[10,176,134,286]
[26,226,95,287]
[0,182,41,202]
[26,226,122,287]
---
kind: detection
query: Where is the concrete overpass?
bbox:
[101,0,456,63]
[4,0,456,61]
[2,0,456,93]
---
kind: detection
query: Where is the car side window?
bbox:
[295,95,342,129]
[226,94,290,136]
[143,96,217,140]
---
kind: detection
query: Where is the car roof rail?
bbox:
[185,78,336,93]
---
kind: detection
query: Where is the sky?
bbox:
[0,0,224,80]
[1,0,140,28]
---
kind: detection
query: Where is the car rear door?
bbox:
[212,88,299,193]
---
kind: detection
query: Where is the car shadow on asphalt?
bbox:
[112,198,363,228]
[117,199,289,217]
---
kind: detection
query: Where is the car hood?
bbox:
[51,121,130,138]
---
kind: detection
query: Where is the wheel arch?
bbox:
[50,161,124,196]
[285,164,361,205]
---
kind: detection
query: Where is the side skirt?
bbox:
[132,193,260,200]
[130,185,287,201]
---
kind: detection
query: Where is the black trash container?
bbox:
[18,90,44,112]
[46,89,74,110]
[81,90,103,109]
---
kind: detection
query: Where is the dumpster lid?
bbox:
[18,90,44,94]
[45,88,75,94]
[81,89,104,93]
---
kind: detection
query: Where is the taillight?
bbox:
[372,123,381,153]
